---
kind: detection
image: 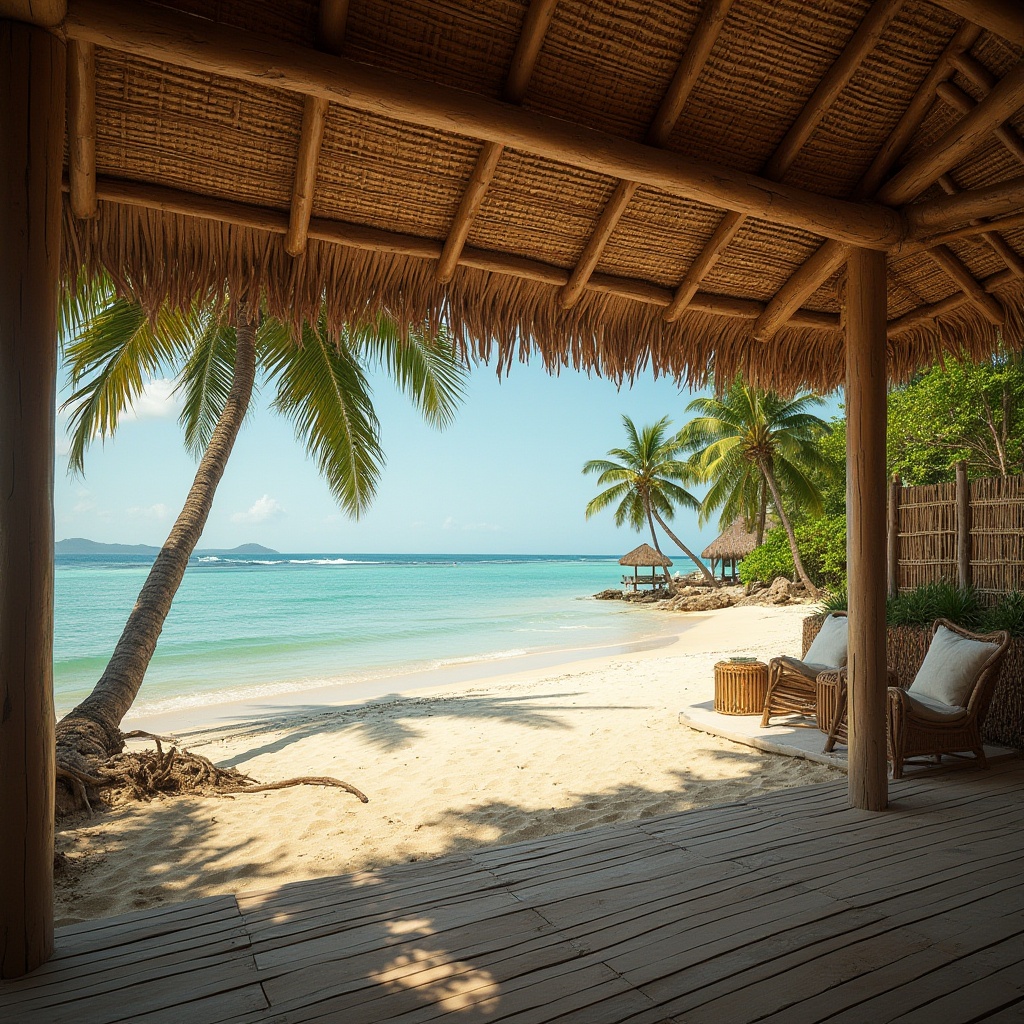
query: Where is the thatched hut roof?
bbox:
[619,544,672,568]
[702,518,764,560]
[45,0,1024,390]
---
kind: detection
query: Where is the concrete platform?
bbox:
[679,698,1019,773]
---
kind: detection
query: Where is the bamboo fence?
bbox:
[890,467,1024,604]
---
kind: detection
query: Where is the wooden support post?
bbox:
[956,460,972,590]
[887,473,901,599]
[0,19,63,978]
[846,247,889,812]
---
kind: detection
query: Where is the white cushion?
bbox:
[775,655,831,679]
[804,614,848,670]
[908,624,999,709]
[904,691,970,724]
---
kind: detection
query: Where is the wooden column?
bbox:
[0,20,64,978]
[887,474,901,599]
[956,460,972,590]
[846,248,889,812]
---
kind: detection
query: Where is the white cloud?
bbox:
[232,494,285,525]
[126,503,170,521]
[72,488,95,514]
[122,377,179,422]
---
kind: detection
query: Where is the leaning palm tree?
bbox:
[54,283,466,801]
[679,380,832,598]
[583,415,717,587]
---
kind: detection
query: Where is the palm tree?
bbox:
[54,285,466,799]
[583,415,717,587]
[678,380,832,598]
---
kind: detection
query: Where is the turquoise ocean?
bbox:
[55,553,694,721]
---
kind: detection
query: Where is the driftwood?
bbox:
[58,730,368,815]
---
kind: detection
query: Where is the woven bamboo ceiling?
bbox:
[46,0,1024,388]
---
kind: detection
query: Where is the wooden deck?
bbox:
[3,759,1023,1024]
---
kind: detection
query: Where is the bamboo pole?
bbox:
[956,460,972,590]
[0,19,63,977]
[888,473,901,599]
[846,247,889,812]
[64,0,905,250]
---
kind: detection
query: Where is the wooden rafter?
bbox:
[435,0,557,284]
[926,245,1005,323]
[908,208,1024,249]
[65,0,906,251]
[84,175,840,329]
[935,174,1024,277]
[886,267,1014,334]
[67,38,97,218]
[663,0,904,323]
[751,22,995,341]
[558,0,735,310]
[284,0,348,257]
[926,0,1024,46]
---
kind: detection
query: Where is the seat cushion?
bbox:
[774,655,832,680]
[904,690,970,724]
[908,624,999,709]
[803,614,848,670]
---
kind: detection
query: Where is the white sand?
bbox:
[55,603,841,925]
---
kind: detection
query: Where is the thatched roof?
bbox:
[46,0,1024,390]
[619,543,672,567]
[702,517,765,560]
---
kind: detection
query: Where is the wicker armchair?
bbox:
[760,611,848,728]
[887,618,1011,780]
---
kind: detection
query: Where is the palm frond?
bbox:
[265,315,383,518]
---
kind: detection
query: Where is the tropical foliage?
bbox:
[583,415,716,585]
[679,379,835,597]
[887,353,1024,484]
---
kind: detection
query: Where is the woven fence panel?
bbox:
[970,476,1024,602]
[896,481,957,593]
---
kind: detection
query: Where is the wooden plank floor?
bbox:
[3,759,1023,1024]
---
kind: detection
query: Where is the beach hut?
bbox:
[702,518,764,581]
[1,0,1022,976]
[619,542,673,591]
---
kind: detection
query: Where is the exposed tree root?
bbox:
[55,730,368,815]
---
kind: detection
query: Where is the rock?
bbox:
[767,576,804,604]
[593,589,623,600]
[660,590,735,612]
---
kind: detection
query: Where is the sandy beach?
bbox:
[54,603,842,926]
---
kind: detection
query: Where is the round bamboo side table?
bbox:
[714,660,769,716]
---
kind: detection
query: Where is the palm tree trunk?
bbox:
[643,504,673,589]
[756,480,767,545]
[651,508,719,586]
[758,459,821,599]
[55,309,258,801]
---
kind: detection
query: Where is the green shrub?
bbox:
[795,514,847,591]
[737,528,793,585]
[886,582,983,630]
[980,592,1024,637]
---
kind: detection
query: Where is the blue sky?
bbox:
[54,358,841,556]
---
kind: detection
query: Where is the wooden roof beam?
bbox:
[926,245,1005,322]
[435,0,557,284]
[0,1,64,25]
[934,174,1024,277]
[880,60,1024,203]
[887,267,1014,335]
[750,22,984,341]
[662,0,905,323]
[284,0,348,257]
[925,0,1023,47]
[906,208,1024,249]
[87,175,839,329]
[65,1,908,252]
[558,0,736,309]
[67,38,97,218]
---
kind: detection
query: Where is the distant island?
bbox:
[56,538,279,557]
